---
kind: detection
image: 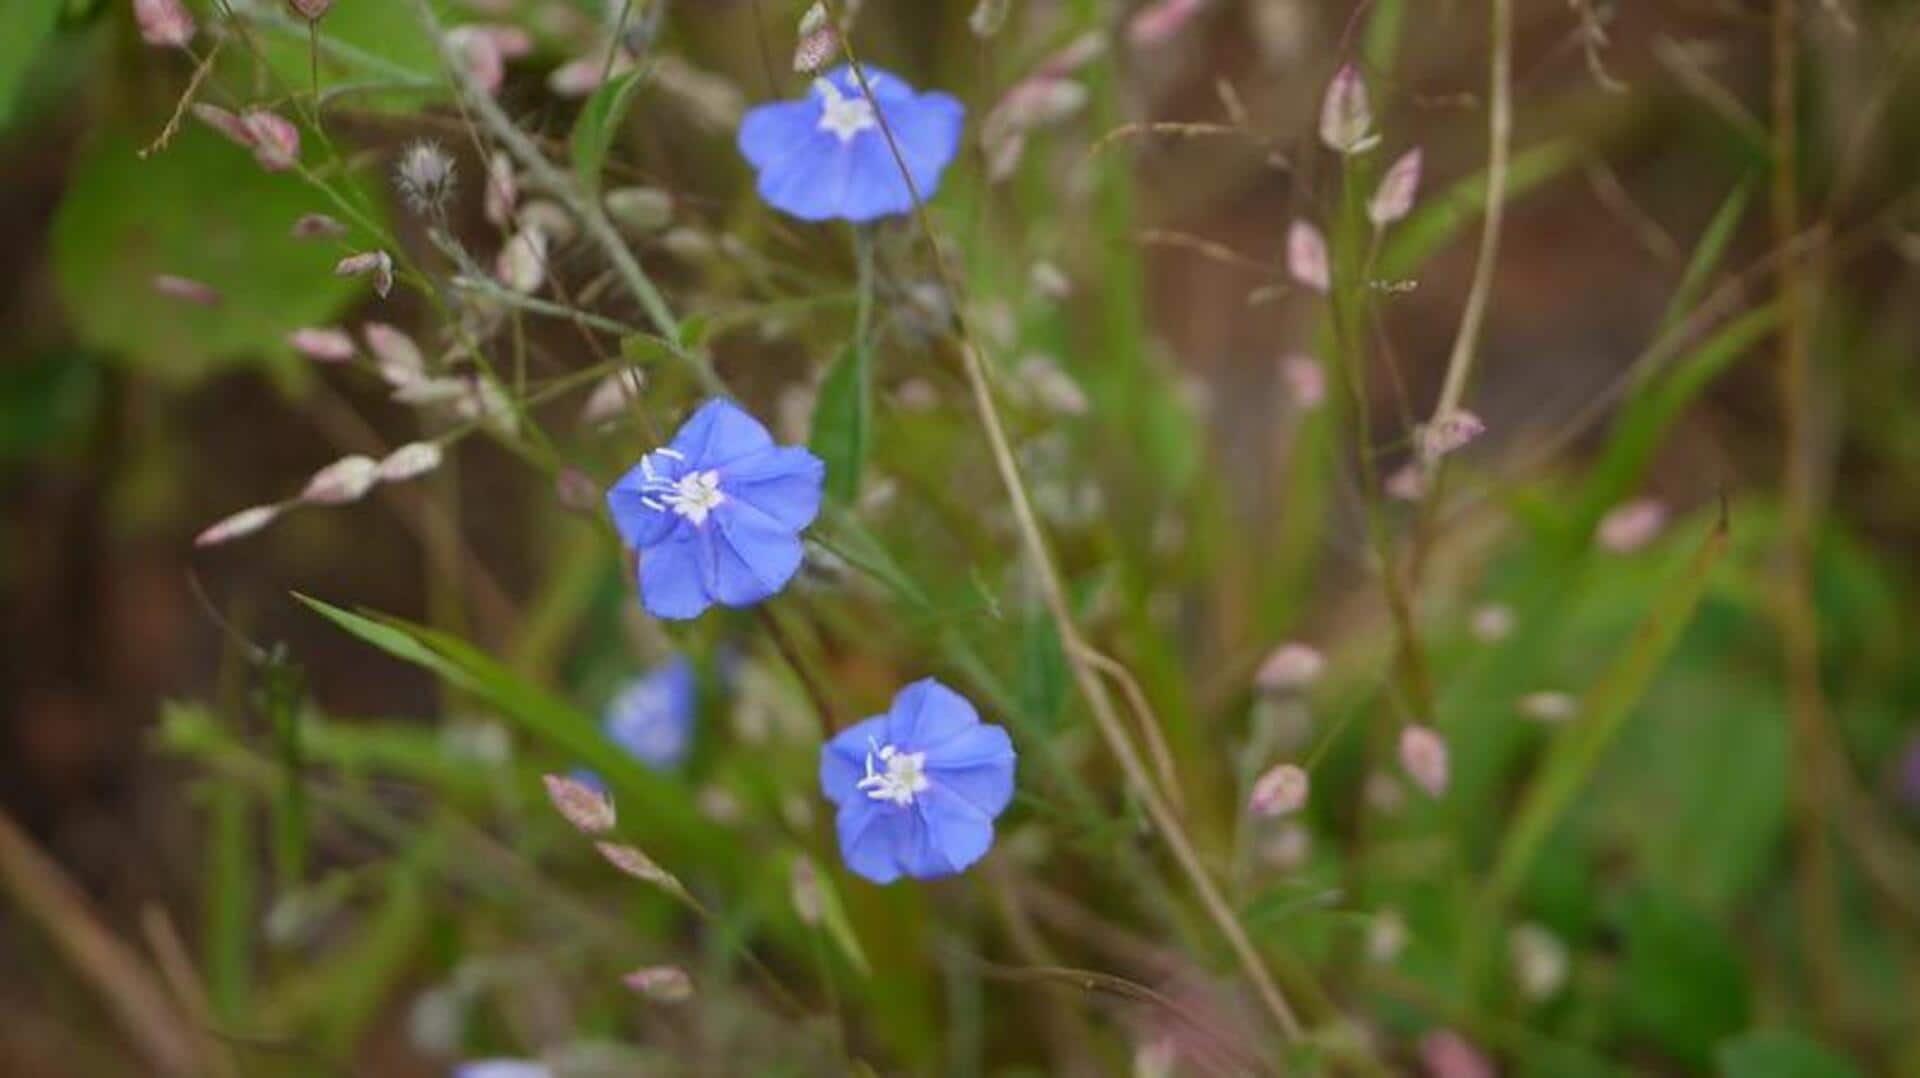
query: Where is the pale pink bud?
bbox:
[495,228,548,294]
[1255,642,1324,692]
[190,103,252,146]
[240,110,300,171]
[376,442,444,483]
[134,0,196,48]
[1287,220,1330,293]
[1418,1030,1495,1078]
[335,250,395,298]
[1399,724,1449,797]
[301,455,380,504]
[1419,409,1486,461]
[549,55,630,97]
[1369,148,1423,226]
[1597,497,1666,552]
[287,327,355,362]
[1126,0,1206,49]
[1249,763,1310,817]
[1518,691,1577,724]
[792,3,838,73]
[595,842,683,894]
[542,773,615,833]
[152,274,221,306]
[789,858,823,925]
[468,24,533,59]
[483,152,517,229]
[195,504,280,547]
[1470,603,1514,642]
[446,26,505,96]
[363,322,424,386]
[1318,64,1379,155]
[1384,462,1427,501]
[291,213,347,240]
[622,965,693,1003]
[287,0,334,20]
[580,369,646,428]
[1279,354,1325,409]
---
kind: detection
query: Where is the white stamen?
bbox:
[815,77,878,142]
[856,739,930,806]
[642,464,726,525]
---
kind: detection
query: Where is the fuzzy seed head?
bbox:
[395,140,457,216]
[377,442,444,483]
[542,773,616,833]
[195,504,280,547]
[1287,220,1330,293]
[1319,64,1379,155]
[301,455,380,505]
[1369,147,1423,226]
[1249,763,1310,817]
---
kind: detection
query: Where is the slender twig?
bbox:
[1072,643,1188,817]
[818,2,1312,1045]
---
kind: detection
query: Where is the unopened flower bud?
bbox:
[542,772,615,833]
[301,455,380,504]
[195,504,280,546]
[377,442,444,483]
[291,213,347,240]
[622,965,692,1003]
[153,274,221,306]
[1369,148,1423,226]
[240,110,300,171]
[134,0,196,48]
[1279,354,1325,409]
[364,322,425,386]
[1399,724,1449,797]
[1419,409,1486,461]
[287,327,356,362]
[1319,64,1379,155]
[1287,220,1329,293]
[287,0,334,21]
[1249,763,1310,817]
[1256,642,1324,692]
[1597,497,1666,552]
[335,250,395,298]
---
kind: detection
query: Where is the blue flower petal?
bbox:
[926,729,1016,818]
[638,531,714,620]
[756,132,861,222]
[910,785,996,877]
[669,398,775,469]
[821,714,889,805]
[706,500,805,606]
[607,457,686,549]
[835,796,906,884]
[604,658,696,770]
[726,446,826,531]
[738,98,824,173]
[884,678,981,751]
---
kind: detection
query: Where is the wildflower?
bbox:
[287,327,355,362]
[1279,354,1325,409]
[605,399,825,620]
[291,213,347,240]
[542,772,616,834]
[1249,763,1309,817]
[134,0,195,48]
[1399,724,1449,797]
[301,455,380,504]
[1318,64,1379,155]
[1509,922,1569,1002]
[395,140,457,216]
[1518,690,1577,724]
[603,658,697,770]
[377,442,443,483]
[819,678,1016,884]
[195,504,280,547]
[287,0,334,20]
[1255,642,1324,692]
[453,1062,552,1078]
[1469,602,1514,642]
[737,65,964,223]
[334,250,395,298]
[1597,497,1666,552]
[1369,147,1423,226]
[623,966,693,1003]
[1127,0,1207,49]
[1287,220,1330,293]
[1419,409,1486,461]
[192,105,299,170]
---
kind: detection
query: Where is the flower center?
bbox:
[857,741,929,806]
[814,78,877,142]
[638,449,726,526]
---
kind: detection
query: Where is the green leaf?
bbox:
[1660,178,1754,333]
[572,67,645,195]
[1615,887,1750,1068]
[1716,1031,1864,1078]
[1380,140,1577,278]
[0,351,98,464]
[812,344,870,504]
[52,125,374,381]
[0,0,59,130]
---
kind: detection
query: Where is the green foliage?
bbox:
[1615,888,1751,1067]
[1717,1031,1865,1078]
[0,0,60,130]
[573,67,646,195]
[52,125,375,380]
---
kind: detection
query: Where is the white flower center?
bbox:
[815,78,877,142]
[638,449,726,525]
[857,740,929,806]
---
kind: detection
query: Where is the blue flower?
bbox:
[738,65,965,223]
[819,679,1016,884]
[606,399,825,620]
[453,1062,551,1078]
[603,657,697,770]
